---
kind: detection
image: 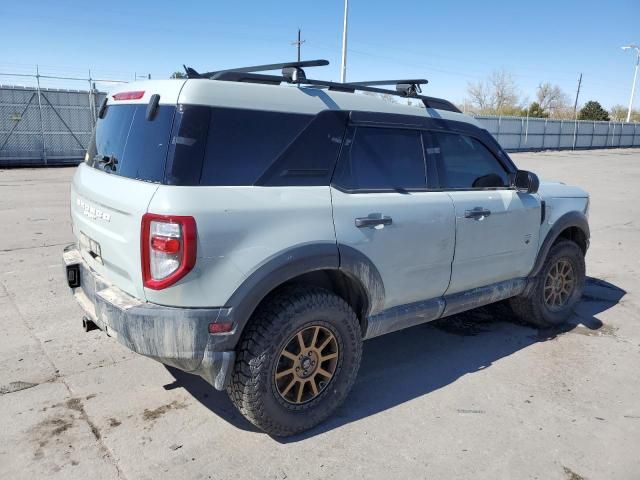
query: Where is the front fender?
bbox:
[529,210,590,279]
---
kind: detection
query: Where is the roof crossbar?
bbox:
[184,59,329,80]
[182,60,461,113]
[345,79,428,97]
[345,79,428,87]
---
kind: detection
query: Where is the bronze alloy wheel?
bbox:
[544,258,576,311]
[274,325,339,405]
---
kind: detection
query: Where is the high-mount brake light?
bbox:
[112,90,145,101]
[141,213,197,290]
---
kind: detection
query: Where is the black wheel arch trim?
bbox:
[529,210,590,279]
[215,242,384,350]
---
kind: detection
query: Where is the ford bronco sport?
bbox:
[63,59,590,436]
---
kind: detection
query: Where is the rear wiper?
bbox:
[95,154,118,171]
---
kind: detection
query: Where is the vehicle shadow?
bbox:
[164,276,625,440]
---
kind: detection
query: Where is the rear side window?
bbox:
[256,110,347,186]
[333,127,426,191]
[200,108,312,186]
[86,104,175,182]
[431,132,509,189]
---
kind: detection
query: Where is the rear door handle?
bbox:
[355,215,393,228]
[464,207,491,219]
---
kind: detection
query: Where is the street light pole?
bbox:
[340,0,349,83]
[622,44,640,123]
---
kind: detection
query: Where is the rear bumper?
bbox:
[62,244,235,390]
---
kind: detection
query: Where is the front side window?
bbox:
[333,127,426,191]
[431,132,509,189]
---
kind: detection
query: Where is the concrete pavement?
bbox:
[1,148,639,479]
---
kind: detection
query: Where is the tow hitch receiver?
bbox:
[66,263,80,288]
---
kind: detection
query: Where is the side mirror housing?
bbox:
[513,170,539,194]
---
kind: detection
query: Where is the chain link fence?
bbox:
[0,85,106,166]
[2,79,640,166]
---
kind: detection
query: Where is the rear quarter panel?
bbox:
[144,186,336,307]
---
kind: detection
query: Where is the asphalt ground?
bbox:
[1,148,639,479]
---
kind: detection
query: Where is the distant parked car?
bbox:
[63,59,590,436]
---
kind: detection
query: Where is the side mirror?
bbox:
[513,170,539,194]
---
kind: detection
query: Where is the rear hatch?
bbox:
[70,81,185,300]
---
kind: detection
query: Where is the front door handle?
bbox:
[355,214,393,228]
[464,207,492,220]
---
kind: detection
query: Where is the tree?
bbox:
[610,105,627,121]
[578,101,610,121]
[467,80,492,112]
[170,71,186,79]
[609,105,640,122]
[490,69,519,114]
[522,102,549,118]
[536,82,569,116]
[466,69,520,115]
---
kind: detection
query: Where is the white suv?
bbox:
[63,60,590,436]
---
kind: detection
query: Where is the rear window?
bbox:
[86,104,175,182]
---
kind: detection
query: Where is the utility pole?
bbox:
[291,28,305,62]
[572,73,582,150]
[340,0,349,83]
[573,73,582,117]
[622,45,640,122]
[35,65,47,165]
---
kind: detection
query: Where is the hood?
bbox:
[537,179,588,198]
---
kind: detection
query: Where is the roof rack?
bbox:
[345,79,428,97]
[182,60,460,113]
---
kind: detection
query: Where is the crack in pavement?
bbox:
[1,279,128,480]
[0,242,70,253]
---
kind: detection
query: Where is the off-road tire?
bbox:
[510,240,585,328]
[227,285,362,437]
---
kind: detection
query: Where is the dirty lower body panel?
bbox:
[62,244,235,390]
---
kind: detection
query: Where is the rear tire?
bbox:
[510,240,585,328]
[227,285,362,437]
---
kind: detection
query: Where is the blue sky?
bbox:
[1,0,638,109]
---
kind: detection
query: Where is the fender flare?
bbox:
[529,210,590,279]
[214,243,385,350]
[212,242,384,350]
[337,244,385,317]
[226,243,338,333]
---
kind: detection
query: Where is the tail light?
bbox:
[141,213,197,290]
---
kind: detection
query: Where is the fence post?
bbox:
[558,120,563,149]
[496,116,501,145]
[572,117,578,150]
[88,69,96,123]
[590,121,595,149]
[35,65,47,165]
[518,118,523,149]
[610,122,615,147]
[542,118,547,150]
[620,122,624,147]
[634,122,638,147]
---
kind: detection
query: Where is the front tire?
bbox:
[227,285,362,437]
[510,240,586,328]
